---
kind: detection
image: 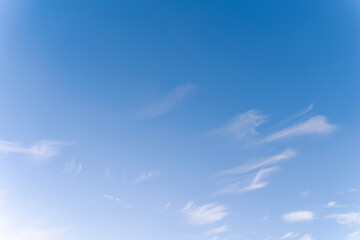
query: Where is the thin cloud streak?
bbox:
[218,167,278,194]
[260,115,336,143]
[138,84,196,118]
[0,139,68,158]
[282,232,300,239]
[298,234,313,240]
[205,225,229,236]
[221,149,296,175]
[181,201,228,225]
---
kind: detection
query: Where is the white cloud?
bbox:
[219,167,278,194]
[103,194,121,202]
[161,202,171,212]
[327,202,337,207]
[205,225,229,236]
[327,213,360,225]
[138,84,196,118]
[348,231,360,240]
[135,170,159,183]
[210,110,266,140]
[282,232,300,239]
[181,201,228,225]
[63,158,82,176]
[283,211,314,223]
[221,149,295,175]
[0,139,67,159]
[240,167,278,192]
[326,201,345,208]
[298,234,313,240]
[103,194,131,208]
[261,115,336,143]
[301,191,310,197]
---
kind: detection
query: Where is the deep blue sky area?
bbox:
[0,1,359,240]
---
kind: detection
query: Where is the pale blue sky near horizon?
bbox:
[0,0,359,240]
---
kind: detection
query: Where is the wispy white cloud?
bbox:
[161,202,171,212]
[282,231,300,239]
[301,191,310,197]
[221,149,295,175]
[261,115,336,143]
[103,194,121,202]
[239,167,278,193]
[298,234,313,240]
[103,194,131,208]
[63,158,82,176]
[135,170,159,183]
[138,84,196,118]
[326,201,345,208]
[205,225,229,236]
[283,211,314,223]
[327,213,360,225]
[280,104,314,125]
[0,140,67,159]
[218,150,293,194]
[348,231,360,240]
[210,110,267,140]
[181,201,228,225]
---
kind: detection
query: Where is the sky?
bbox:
[0,0,360,239]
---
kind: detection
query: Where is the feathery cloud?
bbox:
[205,225,229,236]
[261,115,336,143]
[326,201,345,208]
[138,84,196,118]
[135,170,159,183]
[218,150,294,194]
[327,213,360,225]
[181,201,228,225]
[239,167,278,193]
[0,140,67,159]
[210,110,266,140]
[161,202,171,212]
[298,234,313,240]
[63,158,82,176]
[282,232,300,239]
[283,211,314,223]
[103,194,121,202]
[221,149,295,175]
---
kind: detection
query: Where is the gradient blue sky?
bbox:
[0,0,360,240]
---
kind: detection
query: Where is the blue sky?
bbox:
[0,0,360,239]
